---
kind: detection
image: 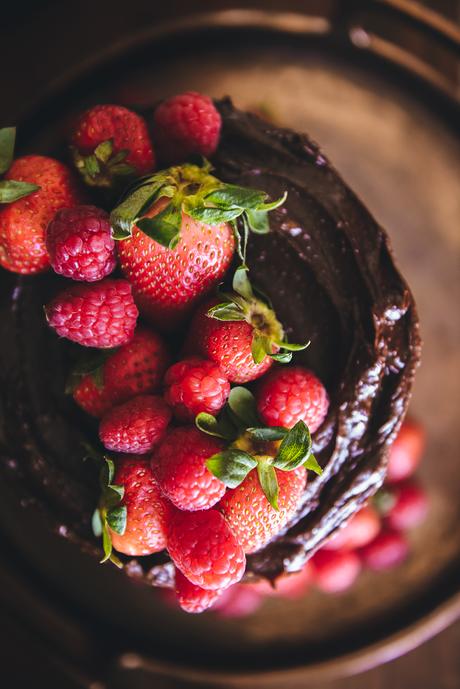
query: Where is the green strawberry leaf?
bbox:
[246,426,288,441]
[184,203,243,224]
[106,505,127,535]
[228,387,260,428]
[206,302,246,322]
[204,183,267,210]
[304,453,323,475]
[83,154,100,178]
[195,411,236,441]
[277,340,310,352]
[0,127,16,175]
[246,208,270,234]
[251,334,272,364]
[91,508,103,537]
[110,173,172,239]
[270,351,293,363]
[206,449,257,488]
[0,180,40,203]
[373,488,397,515]
[137,201,182,249]
[273,420,315,472]
[94,139,114,163]
[255,191,288,212]
[100,521,113,563]
[232,265,253,301]
[101,456,116,487]
[257,461,279,510]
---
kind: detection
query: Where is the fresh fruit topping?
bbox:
[164,357,230,422]
[0,127,40,202]
[249,563,314,600]
[153,91,221,163]
[378,482,428,531]
[71,104,154,186]
[46,205,116,281]
[359,529,409,571]
[197,386,321,511]
[323,506,381,551]
[256,365,329,433]
[45,278,138,348]
[218,465,306,554]
[71,327,169,417]
[111,161,285,327]
[153,426,226,511]
[92,454,171,561]
[99,394,171,454]
[387,418,425,483]
[186,267,308,383]
[175,569,224,614]
[0,150,81,274]
[311,549,361,593]
[167,508,246,590]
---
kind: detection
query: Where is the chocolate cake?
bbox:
[0,99,421,587]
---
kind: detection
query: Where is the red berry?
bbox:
[45,279,138,348]
[324,506,381,551]
[117,199,235,329]
[256,366,329,433]
[153,92,221,164]
[110,455,171,556]
[99,394,171,454]
[359,529,409,571]
[0,155,81,274]
[174,569,224,614]
[164,357,230,422]
[153,426,226,511]
[311,549,361,593]
[186,299,275,383]
[385,482,428,531]
[46,205,116,281]
[214,584,262,618]
[218,467,306,554]
[167,508,246,591]
[72,104,155,177]
[73,327,169,417]
[387,418,425,483]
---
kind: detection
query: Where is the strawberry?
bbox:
[311,549,361,593]
[186,267,307,383]
[0,129,81,274]
[359,529,409,571]
[71,327,169,417]
[218,465,306,554]
[99,394,171,454]
[152,426,226,511]
[110,161,286,329]
[167,508,246,591]
[323,505,381,551]
[174,569,224,614]
[92,455,170,562]
[71,104,155,187]
[213,584,262,618]
[377,482,428,531]
[387,418,425,484]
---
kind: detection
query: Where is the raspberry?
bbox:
[214,584,262,618]
[249,562,314,600]
[218,466,306,554]
[256,366,329,433]
[164,357,230,421]
[110,455,171,556]
[153,427,226,511]
[359,529,409,571]
[45,279,138,348]
[174,569,224,614]
[72,327,169,417]
[387,418,425,483]
[99,394,171,454]
[323,506,381,551]
[46,205,116,281]
[384,482,428,531]
[167,508,246,590]
[311,549,361,593]
[153,92,221,164]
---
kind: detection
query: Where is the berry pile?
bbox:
[0,93,427,615]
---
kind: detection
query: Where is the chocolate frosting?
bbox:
[0,99,420,586]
